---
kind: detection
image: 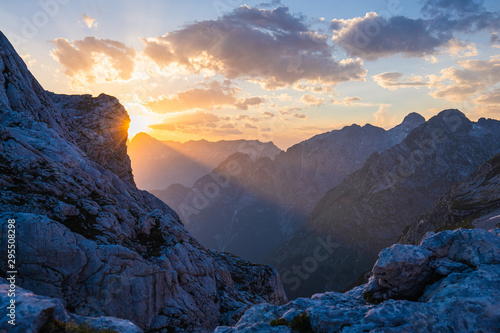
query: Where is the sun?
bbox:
[127,113,154,140]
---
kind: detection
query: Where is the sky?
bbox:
[1,0,500,149]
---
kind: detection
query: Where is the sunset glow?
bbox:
[2,0,500,148]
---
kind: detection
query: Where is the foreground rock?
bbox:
[216,228,500,332]
[0,31,286,332]
[0,280,142,333]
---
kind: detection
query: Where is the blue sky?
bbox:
[1,0,500,148]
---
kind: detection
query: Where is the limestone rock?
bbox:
[0,279,142,333]
[216,229,500,332]
[0,31,286,332]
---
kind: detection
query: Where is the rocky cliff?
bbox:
[156,114,425,262]
[216,228,500,332]
[49,92,135,185]
[272,110,500,299]
[399,151,500,245]
[0,31,286,332]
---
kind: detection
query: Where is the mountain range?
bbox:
[153,113,425,262]
[129,133,280,190]
[272,110,500,298]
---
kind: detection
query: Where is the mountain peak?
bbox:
[388,112,426,144]
[402,112,425,125]
[0,31,68,136]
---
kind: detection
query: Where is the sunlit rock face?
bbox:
[272,109,500,299]
[0,31,287,332]
[399,152,500,245]
[215,228,500,333]
[49,92,135,185]
[156,113,425,264]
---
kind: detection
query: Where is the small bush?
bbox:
[290,312,313,333]
[270,317,289,326]
[40,318,118,333]
[269,312,313,333]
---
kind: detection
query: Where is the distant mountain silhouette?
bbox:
[128,132,280,190]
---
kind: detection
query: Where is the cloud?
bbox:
[343,96,362,105]
[142,5,366,89]
[149,111,222,132]
[20,54,36,68]
[373,104,395,128]
[144,81,237,113]
[260,111,275,118]
[420,0,484,17]
[236,114,260,122]
[52,37,136,83]
[244,123,258,129]
[373,72,428,90]
[444,39,478,57]
[300,94,324,106]
[234,97,265,110]
[331,13,443,60]
[491,32,500,48]
[429,58,500,102]
[331,3,499,60]
[276,106,302,115]
[474,89,500,104]
[81,14,97,28]
[292,113,306,119]
[425,56,439,63]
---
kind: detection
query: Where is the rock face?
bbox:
[215,228,500,332]
[272,110,500,299]
[0,31,286,332]
[129,132,281,190]
[399,151,500,245]
[48,92,135,185]
[156,114,425,262]
[0,279,142,333]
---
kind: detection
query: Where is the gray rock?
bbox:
[0,279,142,333]
[0,31,286,332]
[216,229,500,332]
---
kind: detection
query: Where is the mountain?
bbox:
[215,228,500,332]
[399,151,500,245]
[272,110,500,299]
[0,31,286,332]
[155,114,425,263]
[128,132,281,190]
